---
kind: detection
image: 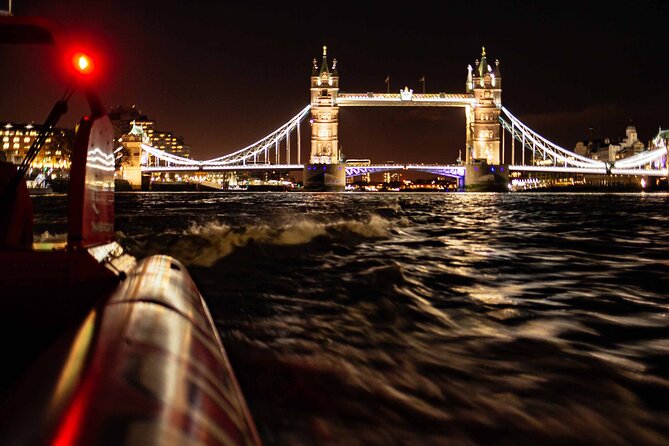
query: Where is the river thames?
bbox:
[33,192,669,445]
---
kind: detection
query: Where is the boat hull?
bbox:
[0,254,261,445]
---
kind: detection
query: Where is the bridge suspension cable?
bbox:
[202,105,311,166]
[499,107,668,176]
[140,105,311,169]
[499,107,605,170]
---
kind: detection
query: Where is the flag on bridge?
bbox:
[418,75,425,83]
[385,75,390,93]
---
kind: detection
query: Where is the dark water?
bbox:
[33,192,669,445]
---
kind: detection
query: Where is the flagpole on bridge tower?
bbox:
[385,75,390,94]
[419,75,425,94]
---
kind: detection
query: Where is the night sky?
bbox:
[2,1,668,163]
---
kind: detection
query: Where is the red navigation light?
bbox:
[71,52,95,75]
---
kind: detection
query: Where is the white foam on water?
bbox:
[177,215,392,267]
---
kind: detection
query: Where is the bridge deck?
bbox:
[337,93,475,107]
[143,164,305,173]
[143,163,666,178]
[509,165,669,177]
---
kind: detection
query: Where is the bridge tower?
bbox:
[119,121,148,190]
[303,46,346,191]
[466,47,502,165]
[464,47,507,190]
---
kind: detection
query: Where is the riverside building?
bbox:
[573,125,645,162]
[0,122,73,169]
[110,105,192,162]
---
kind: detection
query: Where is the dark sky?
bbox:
[2,1,668,163]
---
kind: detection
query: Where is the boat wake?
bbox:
[119,214,392,267]
[34,231,67,243]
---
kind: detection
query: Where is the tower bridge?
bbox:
[302,45,502,190]
[119,46,668,191]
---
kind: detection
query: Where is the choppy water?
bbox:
[33,192,669,445]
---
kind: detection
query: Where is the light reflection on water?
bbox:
[32,192,669,445]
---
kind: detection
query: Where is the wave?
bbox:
[129,215,393,267]
[34,231,67,243]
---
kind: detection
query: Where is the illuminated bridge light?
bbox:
[131,97,667,181]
